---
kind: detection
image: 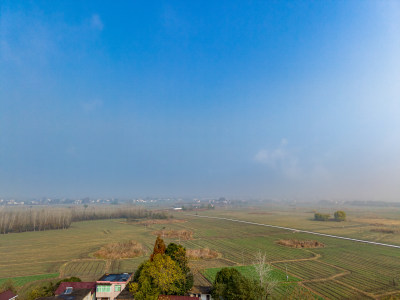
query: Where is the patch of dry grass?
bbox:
[152,229,193,240]
[277,239,325,249]
[186,248,220,260]
[138,219,186,226]
[356,218,400,226]
[94,240,146,259]
[370,228,398,234]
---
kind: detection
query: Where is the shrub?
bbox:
[314,213,330,221]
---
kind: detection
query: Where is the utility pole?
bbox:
[285,263,288,281]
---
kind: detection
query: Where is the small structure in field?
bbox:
[96,273,132,300]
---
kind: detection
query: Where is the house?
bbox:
[96,273,132,300]
[55,282,96,300]
[0,290,17,300]
[187,286,212,300]
[36,288,93,300]
[114,286,133,300]
[187,272,213,300]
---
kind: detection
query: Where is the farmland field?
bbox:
[202,264,300,282]
[1,205,400,299]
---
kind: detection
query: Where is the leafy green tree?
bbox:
[212,268,259,300]
[27,282,55,300]
[150,236,166,261]
[130,278,158,300]
[130,254,185,300]
[165,243,194,293]
[334,211,346,221]
[314,213,330,221]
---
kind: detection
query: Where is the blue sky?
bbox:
[1,1,399,200]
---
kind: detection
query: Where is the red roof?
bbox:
[0,290,17,300]
[158,296,199,300]
[55,282,96,295]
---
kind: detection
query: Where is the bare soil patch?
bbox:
[152,229,193,240]
[94,240,146,259]
[186,248,220,260]
[277,239,325,249]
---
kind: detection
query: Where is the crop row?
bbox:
[273,260,341,280]
[63,260,105,276]
[304,280,367,299]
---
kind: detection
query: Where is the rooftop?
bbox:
[37,288,92,300]
[55,282,96,296]
[97,273,132,282]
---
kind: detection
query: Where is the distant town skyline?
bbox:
[1,1,399,201]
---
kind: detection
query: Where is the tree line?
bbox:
[0,206,168,234]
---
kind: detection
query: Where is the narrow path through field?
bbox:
[188,214,400,249]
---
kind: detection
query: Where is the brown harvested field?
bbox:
[137,219,186,226]
[152,229,193,240]
[186,248,220,260]
[356,218,400,226]
[277,239,325,248]
[94,240,146,259]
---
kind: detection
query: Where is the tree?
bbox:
[253,251,277,299]
[212,268,258,300]
[334,211,346,222]
[150,236,166,261]
[129,254,185,300]
[314,213,330,221]
[27,282,55,300]
[165,243,193,293]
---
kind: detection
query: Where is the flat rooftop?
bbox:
[97,273,132,282]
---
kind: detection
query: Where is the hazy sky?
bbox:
[1,1,399,200]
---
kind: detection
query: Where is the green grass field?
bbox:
[1,205,400,299]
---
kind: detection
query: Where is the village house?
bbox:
[96,273,132,300]
[187,272,213,300]
[36,282,95,300]
[55,282,96,300]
